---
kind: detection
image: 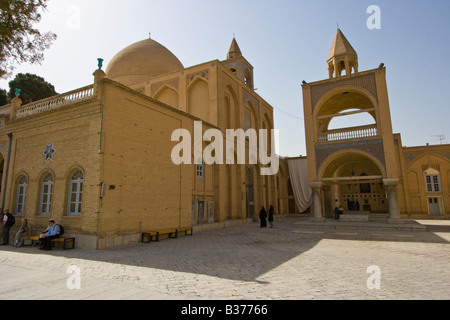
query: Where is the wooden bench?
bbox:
[51,237,76,250]
[141,227,193,243]
[23,235,76,250]
[141,229,177,243]
[176,227,193,237]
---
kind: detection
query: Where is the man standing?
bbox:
[0,209,14,245]
[39,219,60,251]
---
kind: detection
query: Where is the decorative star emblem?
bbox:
[43,142,56,162]
[407,153,415,162]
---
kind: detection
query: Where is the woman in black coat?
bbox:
[259,206,267,228]
[268,205,274,228]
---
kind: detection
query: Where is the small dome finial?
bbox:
[97,58,104,70]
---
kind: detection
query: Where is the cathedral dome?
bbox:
[106,38,184,86]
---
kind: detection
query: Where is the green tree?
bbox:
[0,89,7,106]
[8,73,57,104]
[0,0,57,79]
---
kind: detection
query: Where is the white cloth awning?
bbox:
[287,158,312,213]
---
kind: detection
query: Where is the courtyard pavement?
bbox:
[0,217,449,300]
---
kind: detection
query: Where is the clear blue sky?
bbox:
[1,0,449,156]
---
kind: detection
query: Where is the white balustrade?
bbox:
[318,125,378,143]
[15,85,96,119]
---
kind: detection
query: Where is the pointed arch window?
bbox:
[15,175,28,216]
[67,170,83,216]
[39,173,54,216]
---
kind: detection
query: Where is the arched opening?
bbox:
[328,108,376,131]
[229,66,237,74]
[154,86,179,109]
[67,169,84,216]
[15,175,28,216]
[188,79,209,121]
[224,85,239,130]
[338,60,346,76]
[39,172,54,216]
[423,167,442,193]
[320,151,387,214]
[244,69,252,87]
[316,89,378,143]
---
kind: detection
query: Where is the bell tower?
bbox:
[327,29,359,79]
[222,37,254,89]
[302,29,401,222]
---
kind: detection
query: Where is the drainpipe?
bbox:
[1,133,13,209]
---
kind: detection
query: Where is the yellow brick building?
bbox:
[0,38,287,249]
[0,32,447,250]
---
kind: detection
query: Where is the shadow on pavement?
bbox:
[1,217,449,283]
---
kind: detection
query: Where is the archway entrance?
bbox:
[320,152,388,217]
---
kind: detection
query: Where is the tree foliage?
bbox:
[0,88,7,106]
[7,73,57,104]
[0,0,57,79]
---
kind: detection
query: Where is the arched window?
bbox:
[15,175,27,215]
[67,170,83,216]
[39,173,53,216]
[424,168,441,193]
[244,69,252,87]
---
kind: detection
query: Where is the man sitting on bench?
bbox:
[39,219,60,251]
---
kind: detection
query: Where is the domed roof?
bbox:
[106,39,184,86]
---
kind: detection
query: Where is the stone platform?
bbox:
[339,211,370,222]
[294,217,427,231]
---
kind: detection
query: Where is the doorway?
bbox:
[428,197,442,215]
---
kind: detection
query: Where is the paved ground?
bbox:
[0,217,449,300]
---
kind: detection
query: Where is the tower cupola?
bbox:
[327,29,359,78]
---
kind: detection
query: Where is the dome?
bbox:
[105,39,184,86]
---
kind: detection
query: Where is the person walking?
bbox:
[259,206,267,228]
[13,218,32,247]
[39,219,60,251]
[268,205,274,228]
